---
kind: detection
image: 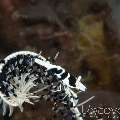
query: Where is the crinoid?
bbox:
[0,51,86,120]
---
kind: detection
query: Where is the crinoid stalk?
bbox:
[0,51,86,120]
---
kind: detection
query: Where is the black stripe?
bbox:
[47,68,62,75]
[0,59,5,64]
[69,75,76,87]
[59,72,68,80]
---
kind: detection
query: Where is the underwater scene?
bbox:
[0,0,120,120]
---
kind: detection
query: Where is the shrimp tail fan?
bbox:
[0,51,47,119]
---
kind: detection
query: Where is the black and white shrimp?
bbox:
[0,51,86,120]
[35,53,86,120]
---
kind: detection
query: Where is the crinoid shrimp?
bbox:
[0,51,86,120]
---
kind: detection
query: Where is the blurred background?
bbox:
[0,0,120,120]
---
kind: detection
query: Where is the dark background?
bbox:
[0,0,120,120]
